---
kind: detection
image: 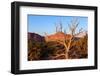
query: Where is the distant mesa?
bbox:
[28,32,45,42]
[28,31,87,42]
[45,32,87,42]
[45,32,72,42]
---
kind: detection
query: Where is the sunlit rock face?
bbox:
[45,32,72,42]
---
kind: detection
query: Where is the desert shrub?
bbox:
[69,35,88,59]
[28,39,43,60]
[28,34,88,60]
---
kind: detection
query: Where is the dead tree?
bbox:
[44,19,79,59]
[54,18,79,59]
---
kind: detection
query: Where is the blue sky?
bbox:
[28,15,88,36]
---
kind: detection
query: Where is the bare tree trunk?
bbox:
[63,42,69,59]
[63,36,72,59]
[67,37,72,52]
[65,49,69,59]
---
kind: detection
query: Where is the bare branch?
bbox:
[79,28,83,33]
[51,54,66,59]
[64,29,66,34]
[75,22,79,29]
[44,32,48,36]
[56,40,63,45]
[55,23,57,32]
[59,21,63,32]
[68,18,79,36]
